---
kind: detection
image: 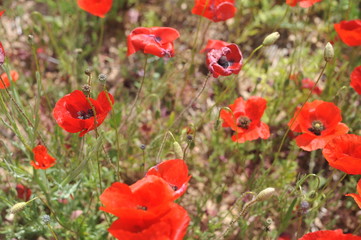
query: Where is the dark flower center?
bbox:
[137,205,148,211]
[309,120,325,136]
[77,109,94,120]
[237,116,251,129]
[170,184,178,191]
[217,56,229,68]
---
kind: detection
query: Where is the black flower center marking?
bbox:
[170,184,178,191]
[137,205,148,211]
[77,109,94,120]
[217,56,229,68]
[309,120,325,136]
[237,116,251,129]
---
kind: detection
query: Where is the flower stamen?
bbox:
[309,120,325,136]
[237,116,251,129]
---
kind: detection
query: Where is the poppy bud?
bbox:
[255,187,276,202]
[84,68,92,76]
[262,32,280,46]
[10,202,27,214]
[98,73,107,83]
[173,141,183,159]
[324,42,334,62]
[81,84,91,95]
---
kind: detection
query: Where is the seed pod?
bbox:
[262,32,280,46]
[82,84,91,95]
[255,187,276,202]
[98,73,107,83]
[173,141,183,159]
[10,202,27,214]
[324,42,334,62]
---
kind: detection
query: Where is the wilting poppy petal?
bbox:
[108,202,190,240]
[100,175,174,220]
[346,179,361,208]
[127,27,180,57]
[0,70,19,89]
[77,0,113,18]
[334,19,361,47]
[288,100,348,151]
[146,159,191,200]
[15,184,32,201]
[192,0,236,22]
[31,145,56,169]
[323,134,361,174]
[221,96,270,143]
[351,66,361,94]
[53,90,114,137]
[298,229,361,240]
[207,43,243,78]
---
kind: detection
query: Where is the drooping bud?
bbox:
[10,202,27,214]
[255,187,276,202]
[84,68,92,76]
[262,32,280,46]
[173,141,183,159]
[324,42,334,62]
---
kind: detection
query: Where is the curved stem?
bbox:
[275,62,328,161]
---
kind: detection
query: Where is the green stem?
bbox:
[275,62,328,161]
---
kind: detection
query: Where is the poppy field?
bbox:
[1,0,361,239]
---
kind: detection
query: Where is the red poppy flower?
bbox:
[301,78,322,95]
[31,145,56,169]
[192,0,236,22]
[15,184,32,202]
[127,27,180,58]
[298,229,361,240]
[351,66,361,94]
[286,0,322,8]
[0,70,19,89]
[146,159,191,200]
[334,19,361,47]
[100,175,175,220]
[220,96,270,143]
[200,39,229,53]
[322,134,361,174]
[0,42,5,65]
[77,0,112,18]
[108,202,190,240]
[53,90,114,137]
[0,10,4,17]
[346,178,361,208]
[207,43,243,78]
[288,100,349,151]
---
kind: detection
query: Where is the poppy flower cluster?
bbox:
[334,19,361,47]
[298,229,361,240]
[350,66,361,95]
[0,70,19,89]
[127,27,180,58]
[192,0,236,22]
[100,159,191,240]
[206,43,243,78]
[31,145,56,169]
[53,90,114,137]
[77,0,113,18]
[220,96,270,143]
[286,0,322,8]
[288,100,349,151]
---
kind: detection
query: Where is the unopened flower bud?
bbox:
[140,144,146,150]
[84,68,92,76]
[10,202,27,214]
[255,187,276,202]
[98,73,107,83]
[324,42,334,62]
[82,84,91,95]
[262,32,280,46]
[41,214,51,224]
[173,141,183,159]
